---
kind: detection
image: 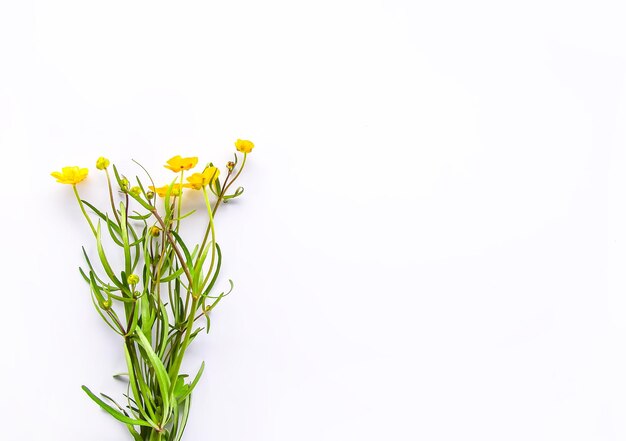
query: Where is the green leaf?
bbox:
[96,222,124,288]
[201,243,222,296]
[172,395,192,441]
[177,362,205,402]
[208,278,234,301]
[157,300,170,358]
[176,209,197,221]
[81,199,122,236]
[81,385,153,427]
[213,177,222,195]
[169,230,193,268]
[81,247,113,290]
[223,186,244,200]
[135,328,172,415]
[173,376,188,399]
[105,214,125,247]
[88,271,107,305]
[160,266,184,283]
[88,287,122,335]
[124,343,158,424]
[129,211,152,221]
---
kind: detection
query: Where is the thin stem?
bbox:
[151,209,194,287]
[214,153,247,215]
[176,171,184,231]
[107,309,126,334]
[104,169,121,224]
[168,296,198,384]
[200,186,217,289]
[197,169,231,259]
[72,185,97,236]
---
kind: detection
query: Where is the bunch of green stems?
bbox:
[70,154,248,441]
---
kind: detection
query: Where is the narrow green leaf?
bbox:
[124,343,157,424]
[160,266,184,283]
[223,186,244,200]
[201,244,222,297]
[135,328,172,415]
[157,300,170,358]
[177,362,205,402]
[169,230,193,267]
[129,211,152,221]
[172,395,192,441]
[88,289,122,335]
[82,385,153,427]
[96,222,123,288]
[81,199,122,235]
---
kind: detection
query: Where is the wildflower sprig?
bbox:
[52,140,255,441]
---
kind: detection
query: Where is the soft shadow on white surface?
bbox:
[1,0,625,440]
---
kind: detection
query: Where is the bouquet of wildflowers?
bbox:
[51,140,255,441]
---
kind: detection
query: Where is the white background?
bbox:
[1,1,625,440]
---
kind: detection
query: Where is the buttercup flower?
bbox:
[51,166,89,185]
[235,139,254,154]
[149,184,185,197]
[96,157,110,170]
[186,167,220,190]
[164,155,198,172]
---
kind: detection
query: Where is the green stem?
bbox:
[176,171,184,232]
[72,185,97,236]
[200,186,217,289]
[169,297,198,383]
[151,209,194,289]
[214,153,247,215]
[104,169,121,224]
[197,169,230,263]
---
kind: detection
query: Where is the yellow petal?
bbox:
[235,139,254,153]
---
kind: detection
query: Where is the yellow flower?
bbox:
[235,139,254,154]
[149,184,185,197]
[185,167,220,190]
[164,155,198,172]
[51,166,89,185]
[149,226,161,237]
[96,157,110,170]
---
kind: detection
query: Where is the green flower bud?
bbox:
[120,178,129,192]
[100,299,112,310]
[96,157,110,170]
[146,191,155,199]
[127,274,140,285]
[130,186,141,197]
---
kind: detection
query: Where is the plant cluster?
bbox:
[51,139,255,441]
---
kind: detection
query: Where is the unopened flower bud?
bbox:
[226,161,235,171]
[96,157,110,170]
[100,299,112,310]
[133,291,141,299]
[129,186,141,197]
[127,274,140,285]
[120,178,129,192]
[146,191,155,199]
[150,226,161,237]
